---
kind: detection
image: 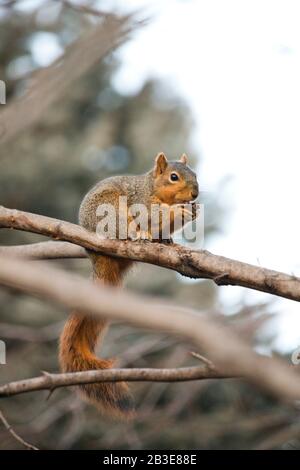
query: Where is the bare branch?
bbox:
[0,366,232,398]
[189,351,215,369]
[0,409,38,450]
[0,321,64,342]
[0,241,86,260]
[1,206,300,302]
[0,14,137,146]
[0,255,299,402]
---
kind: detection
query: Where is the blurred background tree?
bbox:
[0,1,296,450]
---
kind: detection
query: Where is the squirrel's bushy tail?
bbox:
[59,254,134,418]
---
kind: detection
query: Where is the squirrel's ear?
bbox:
[180,153,188,165]
[154,152,168,176]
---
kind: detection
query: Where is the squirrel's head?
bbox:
[152,152,199,204]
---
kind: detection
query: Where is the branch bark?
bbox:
[0,366,231,398]
[0,255,299,403]
[0,241,86,260]
[1,205,300,302]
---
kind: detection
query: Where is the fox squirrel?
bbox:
[59,152,199,418]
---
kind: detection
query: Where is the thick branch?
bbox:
[1,205,300,302]
[0,241,86,260]
[0,366,231,398]
[0,256,300,402]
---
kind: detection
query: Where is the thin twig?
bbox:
[190,351,215,369]
[0,409,38,450]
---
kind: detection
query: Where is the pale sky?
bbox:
[107,0,300,352]
[15,0,300,351]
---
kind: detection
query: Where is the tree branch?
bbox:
[0,366,231,398]
[1,205,300,302]
[0,241,86,260]
[0,14,135,146]
[0,409,38,450]
[0,255,299,403]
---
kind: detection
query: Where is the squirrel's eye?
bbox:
[170,173,179,182]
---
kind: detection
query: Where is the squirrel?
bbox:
[59,152,199,418]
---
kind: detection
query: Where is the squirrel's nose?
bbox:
[191,185,199,199]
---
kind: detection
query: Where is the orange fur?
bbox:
[59,152,198,419]
[59,255,134,418]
